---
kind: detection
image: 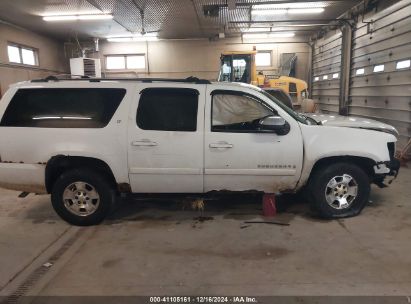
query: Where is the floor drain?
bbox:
[1,228,84,304]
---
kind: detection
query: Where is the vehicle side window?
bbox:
[0,88,126,128]
[137,88,198,132]
[289,82,297,97]
[212,92,275,132]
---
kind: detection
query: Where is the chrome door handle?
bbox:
[132,140,158,147]
[209,142,233,149]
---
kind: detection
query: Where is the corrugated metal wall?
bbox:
[349,0,411,149]
[312,30,343,114]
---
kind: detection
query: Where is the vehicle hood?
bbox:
[305,113,399,136]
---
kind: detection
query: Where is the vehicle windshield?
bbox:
[253,87,309,125]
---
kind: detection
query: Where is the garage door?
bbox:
[312,29,343,114]
[349,0,411,149]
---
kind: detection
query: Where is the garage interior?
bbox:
[0,0,411,301]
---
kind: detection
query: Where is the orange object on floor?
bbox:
[262,193,277,217]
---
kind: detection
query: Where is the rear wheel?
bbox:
[51,169,115,226]
[309,162,370,218]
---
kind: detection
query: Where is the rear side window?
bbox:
[137,88,198,131]
[0,88,126,128]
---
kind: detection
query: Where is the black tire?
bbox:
[308,162,370,218]
[51,169,115,226]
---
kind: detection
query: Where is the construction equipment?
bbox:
[217,50,309,106]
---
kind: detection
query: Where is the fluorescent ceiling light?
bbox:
[43,14,113,21]
[251,2,325,16]
[251,8,324,16]
[106,32,158,38]
[332,73,339,79]
[242,32,295,39]
[241,27,271,32]
[270,32,295,38]
[43,15,77,21]
[251,9,286,16]
[314,76,319,81]
[32,116,91,120]
[107,37,158,42]
[277,24,330,27]
[254,2,327,9]
[396,59,410,69]
[288,8,325,14]
[242,33,270,39]
[323,75,328,80]
[107,33,158,42]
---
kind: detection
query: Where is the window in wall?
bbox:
[396,59,410,70]
[373,64,384,73]
[356,68,365,75]
[255,51,272,66]
[106,54,145,70]
[0,88,126,128]
[137,88,198,132]
[212,92,274,132]
[106,56,125,69]
[7,43,38,66]
[8,45,20,63]
[126,55,145,69]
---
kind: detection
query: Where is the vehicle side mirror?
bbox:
[258,115,290,135]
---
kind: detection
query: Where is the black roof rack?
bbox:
[31,75,211,84]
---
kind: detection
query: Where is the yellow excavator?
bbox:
[217,50,309,106]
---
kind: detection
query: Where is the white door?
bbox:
[128,84,205,193]
[204,87,304,193]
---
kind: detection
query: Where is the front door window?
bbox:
[212,93,274,132]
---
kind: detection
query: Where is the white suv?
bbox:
[0,77,400,225]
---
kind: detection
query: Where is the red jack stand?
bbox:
[262,193,277,217]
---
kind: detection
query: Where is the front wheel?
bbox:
[51,169,115,226]
[309,163,370,218]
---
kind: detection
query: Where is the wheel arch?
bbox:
[307,156,376,186]
[45,155,119,194]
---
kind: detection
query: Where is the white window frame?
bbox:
[7,42,39,66]
[105,54,146,70]
[255,51,272,67]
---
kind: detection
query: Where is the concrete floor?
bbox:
[0,167,410,299]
